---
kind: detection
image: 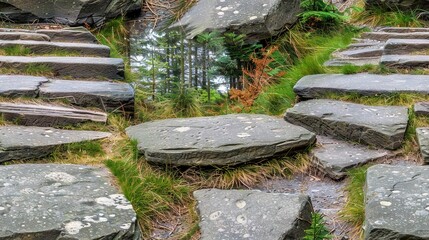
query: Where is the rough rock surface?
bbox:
[294,74,429,98]
[417,128,429,164]
[366,0,429,11]
[324,57,380,66]
[378,27,429,33]
[362,32,429,41]
[312,136,390,180]
[170,0,300,42]
[126,114,316,166]
[381,55,429,68]
[0,126,110,162]
[0,32,50,41]
[194,189,313,240]
[415,102,429,116]
[0,0,141,25]
[0,164,140,239]
[0,102,107,127]
[39,80,135,114]
[285,99,409,150]
[332,46,383,58]
[384,39,429,55]
[0,56,124,79]
[0,27,99,43]
[365,164,429,239]
[0,75,48,98]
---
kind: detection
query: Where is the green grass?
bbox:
[0,45,88,57]
[0,63,54,76]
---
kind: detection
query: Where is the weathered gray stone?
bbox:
[194,189,313,240]
[285,99,408,150]
[0,40,110,57]
[366,0,429,11]
[324,57,380,66]
[0,164,139,239]
[312,136,390,180]
[417,128,429,164]
[333,47,383,58]
[415,102,429,116]
[0,32,50,41]
[0,126,110,162]
[170,0,300,42]
[362,32,429,41]
[0,75,48,97]
[0,0,141,26]
[0,102,107,127]
[39,80,134,114]
[365,164,429,240]
[384,39,429,55]
[294,74,429,99]
[0,56,124,79]
[378,27,429,33]
[381,55,429,68]
[126,114,316,166]
[0,27,98,43]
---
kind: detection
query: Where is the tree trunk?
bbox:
[180,33,185,93]
[166,33,170,93]
[194,44,198,89]
[151,46,156,100]
[202,43,207,88]
[188,41,193,88]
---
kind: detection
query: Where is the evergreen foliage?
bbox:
[303,212,333,240]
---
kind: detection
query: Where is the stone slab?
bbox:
[384,39,429,55]
[294,74,429,99]
[415,102,429,116]
[194,189,312,240]
[0,102,107,127]
[312,136,390,180]
[285,99,409,150]
[0,56,124,79]
[417,128,429,164]
[324,57,380,66]
[0,164,139,239]
[126,114,316,166]
[0,32,50,41]
[39,79,134,114]
[365,164,429,239]
[381,55,429,68]
[378,27,429,33]
[0,126,111,162]
[0,27,98,43]
[333,47,383,58]
[0,40,110,57]
[362,32,429,41]
[0,75,48,98]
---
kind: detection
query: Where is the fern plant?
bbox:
[303,212,333,240]
[299,0,346,30]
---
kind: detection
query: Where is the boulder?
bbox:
[0,0,142,26]
[365,164,429,239]
[194,189,313,240]
[170,0,300,42]
[417,128,429,164]
[0,164,140,239]
[381,55,429,68]
[415,102,429,116]
[126,114,316,166]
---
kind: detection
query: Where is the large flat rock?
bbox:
[417,128,429,164]
[0,126,110,162]
[362,32,429,41]
[39,79,134,114]
[332,46,383,58]
[415,102,429,116]
[194,189,312,240]
[0,56,124,79]
[0,27,98,43]
[312,136,390,180]
[381,55,429,68]
[126,114,316,166]
[285,99,409,150]
[324,57,380,66]
[0,102,107,127]
[170,0,300,42]
[378,27,429,33]
[0,75,48,97]
[365,164,429,239]
[294,74,429,98]
[384,39,429,55]
[0,40,110,57]
[0,164,139,239]
[0,32,50,41]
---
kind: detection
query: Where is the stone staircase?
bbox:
[0,27,139,239]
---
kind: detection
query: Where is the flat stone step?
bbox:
[0,75,48,98]
[39,80,134,114]
[0,40,110,57]
[0,56,124,79]
[0,126,110,162]
[0,164,140,239]
[365,164,429,239]
[0,102,107,127]
[126,114,316,166]
[417,128,429,164]
[333,47,383,58]
[0,32,50,41]
[284,99,408,150]
[324,57,380,66]
[378,27,429,33]
[384,39,429,55]
[312,136,391,180]
[414,102,429,116]
[381,54,429,68]
[294,74,429,99]
[362,32,429,41]
[194,189,312,240]
[0,27,98,43]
